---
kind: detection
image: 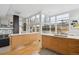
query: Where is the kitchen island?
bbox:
[0,32,42,55]
[42,33,79,55]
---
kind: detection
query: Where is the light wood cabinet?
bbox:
[68,39,79,54]
[0,33,42,55]
[42,35,79,55]
[42,36,51,48]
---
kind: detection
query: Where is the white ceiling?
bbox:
[0,4,79,17]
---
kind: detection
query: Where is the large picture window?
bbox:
[25,12,69,35]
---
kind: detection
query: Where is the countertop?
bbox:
[8,32,79,40]
[42,33,79,40]
[9,32,40,36]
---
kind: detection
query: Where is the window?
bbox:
[35,14,40,24]
[50,16,56,33]
[35,14,40,32]
[26,18,30,32]
[25,13,70,35]
[32,25,36,32]
[45,16,50,24]
[23,23,26,31]
[56,13,69,35]
[30,16,35,25]
[22,18,26,32]
[29,16,36,32]
[36,25,40,32]
[42,15,50,33]
[29,14,41,33]
[42,24,50,33]
[41,14,45,24]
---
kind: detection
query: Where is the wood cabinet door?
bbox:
[42,35,79,55]
[57,38,69,54]
[50,37,69,54]
[49,37,59,51]
[42,35,51,49]
[42,36,69,54]
[68,39,79,55]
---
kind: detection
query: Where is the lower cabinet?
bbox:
[42,36,51,49]
[42,35,79,55]
[68,39,79,54]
